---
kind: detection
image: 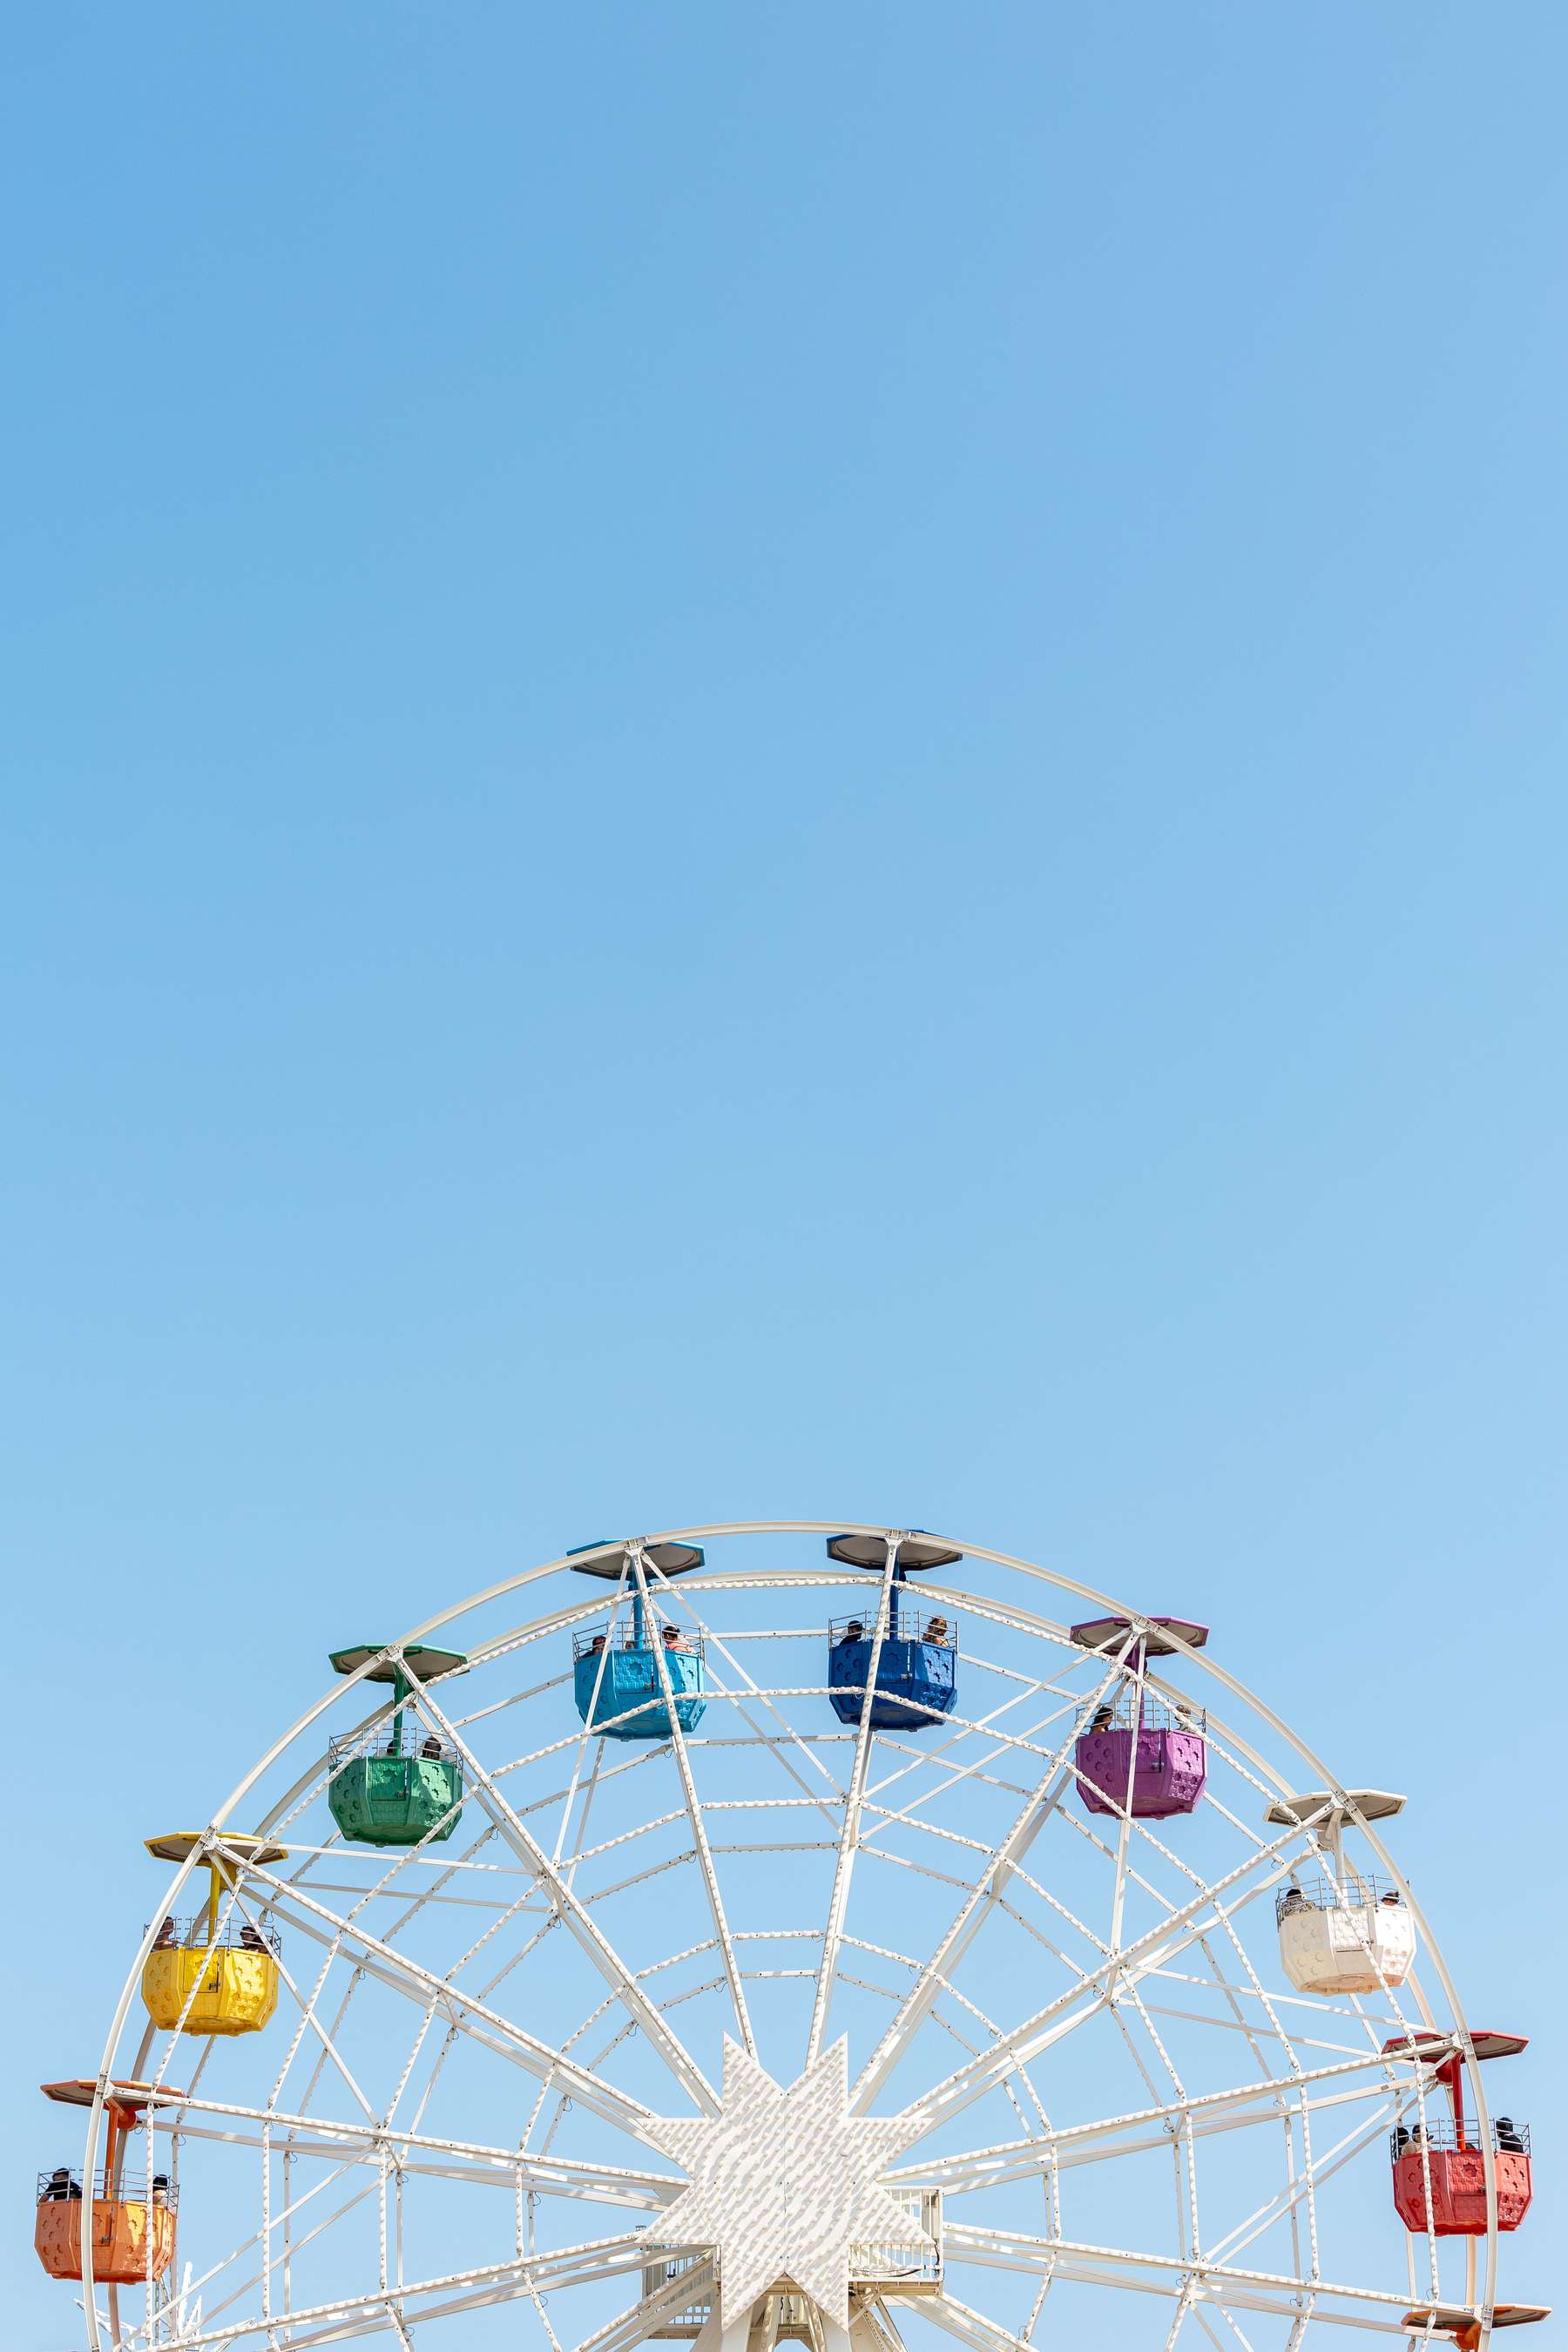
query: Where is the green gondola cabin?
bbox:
[327,1645,468,1847]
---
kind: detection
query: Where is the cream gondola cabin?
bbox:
[1267,1789,1417,1994]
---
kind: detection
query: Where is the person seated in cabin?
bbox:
[1380,1888,1403,1907]
[1279,1883,1309,1916]
[837,1619,865,1646]
[1088,1703,1115,1733]
[1407,2123,1427,2150]
[589,1632,606,1653]
[419,1734,443,1759]
[43,2168,75,2202]
[153,1916,177,1950]
[1497,2116,1525,2153]
[659,1624,691,1654]
[923,1615,950,1646]
[239,1922,269,1953]
[152,2174,170,2207]
[1392,2126,1412,2158]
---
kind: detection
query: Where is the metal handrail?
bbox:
[1276,1876,1405,1923]
[1390,2120,1531,2158]
[144,1917,280,1954]
[37,2169,179,2207]
[328,1726,459,1768]
[1078,1694,1206,1735]
[828,1611,957,1650]
[573,1627,707,1663]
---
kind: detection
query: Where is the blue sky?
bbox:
[6,6,1565,2342]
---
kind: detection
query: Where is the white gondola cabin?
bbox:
[1266,1790,1417,1995]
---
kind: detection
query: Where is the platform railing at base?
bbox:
[848,2185,943,2290]
[639,2254,711,2337]
[640,2194,941,2335]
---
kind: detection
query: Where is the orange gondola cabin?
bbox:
[36,2080,179,2286]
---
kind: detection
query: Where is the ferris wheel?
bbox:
[37,1523,1547,2352]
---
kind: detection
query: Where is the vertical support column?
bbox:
[818,2310,888,2352]
[747,2296,782,2352]
[389,1664,413,1757]
[1323,1808,1346,1898]
[692,2294,774,2352]
[102,2101,124,2193]
[1441,2051,1467,2148]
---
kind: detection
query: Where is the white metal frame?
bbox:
[69,1522,1531,2352]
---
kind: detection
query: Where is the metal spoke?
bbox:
[906,1821,1314,2133]
[635,1550,757,2055]
[402,1661,720,2112]
[891,2042,1431,2192]
[573,2269,720,2352]
[238,1857,663,2142]
[852,1636,1134,2109]
[943,2220,1421,2316]
[145,2091,677,2205]
[151,2230,657,2350]
[808,1538,899,2062]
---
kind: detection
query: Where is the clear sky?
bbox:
[6,7,1565,2343]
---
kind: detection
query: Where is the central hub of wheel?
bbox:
[642,2038,930,2328]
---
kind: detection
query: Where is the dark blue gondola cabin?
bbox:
[824,1531,963,1731]
[570,1540,708,1742]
